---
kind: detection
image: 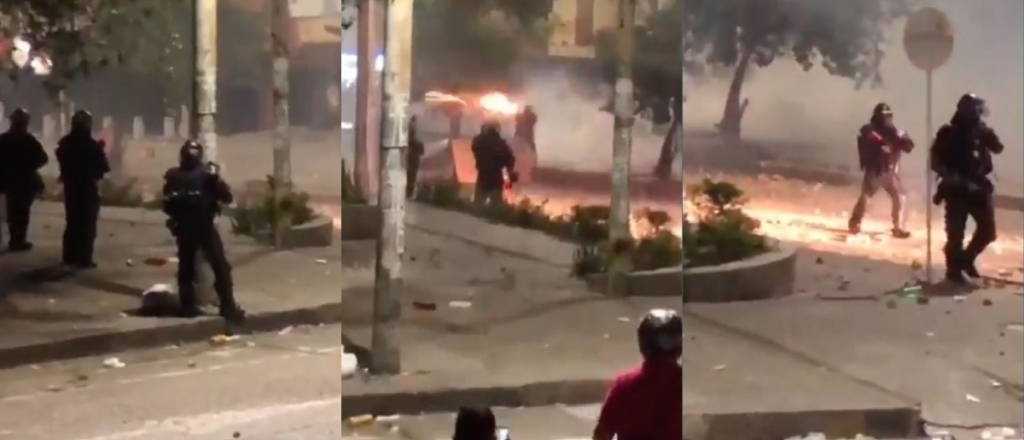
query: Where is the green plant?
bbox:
[683,179,766,267]
[230,176,317,240]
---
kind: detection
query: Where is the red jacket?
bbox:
[858,123,914,174]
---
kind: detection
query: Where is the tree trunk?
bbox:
[717,48,753,141]
[372,0,413,375]
[271,0,292,248]
[653,111,680,180]
[608,0,636,297]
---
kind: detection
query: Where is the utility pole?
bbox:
[371,0,413,375]
[607,0,636,296]
[192,0,219,305]
[270,0,293,247]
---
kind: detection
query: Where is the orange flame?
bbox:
[479,92,520,116]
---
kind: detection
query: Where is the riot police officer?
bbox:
[471,121,517,206]
[162,140,245,322]
[55,110,110,268]
[931,93,1004,283]
[0,108,49,252]
[593,309,682,440]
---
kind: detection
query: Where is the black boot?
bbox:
[960,253,981,279]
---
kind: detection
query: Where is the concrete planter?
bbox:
[280,215,334,248]
[341,203,380,240]
[585,239,797,301]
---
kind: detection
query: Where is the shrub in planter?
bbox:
[230,176,317,240]
[683,178,766,267]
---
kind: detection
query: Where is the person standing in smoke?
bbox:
[162,140,246,323]
[55,110,110,268]
[406,116,424,199]
[0,108,48,252]
[849,103,914,238]
[932,93,1004,283]
[514,105,537,149]
[471,121,517,206]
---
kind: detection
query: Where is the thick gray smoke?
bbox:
[684,0,1023,196]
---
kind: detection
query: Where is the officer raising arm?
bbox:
[931,93,1004,283]
[162,140,245,323]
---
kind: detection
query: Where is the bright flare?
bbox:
[479,92,520,116]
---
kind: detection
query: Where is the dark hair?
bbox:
[453,406,496,440]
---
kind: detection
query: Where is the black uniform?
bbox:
[55,129,110,267]
[0,122,48,251]
[471,124,516,206]
[162,142,245,322]
[931,94,1004,281]
[406,118,424,199]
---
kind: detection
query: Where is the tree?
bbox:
[595,0,682,179]
[411,0,551,95]
[683,0,912,140]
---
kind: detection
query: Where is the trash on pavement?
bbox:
[990,380,1002,388]
[277,326,294,336]
[965,393,981,403]
[341,352,358,379]
[125,259,135,267]
[925,332,935,337]
[315,259,328,265]
[953,295,967,303]
[603,333,611,339]
[982,298,993,306]
[102,357,126,369]
[617,317,631,323]
[187,361,198,368]
[449,301,472,309]
[144,257,168,266]
[209,334,239,345]
[375,414,400,423]
[348,414,374,426]
[815,257,824,265]
[1005,323,1023,333]
[412,302,437,311]
[885,299,898,309]
[168,257,180,264]
[245,341,256,348]
[713,364,727,371]
[911,259,923,270]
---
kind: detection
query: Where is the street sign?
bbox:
[903,7,954,285]
[903,7,954,72]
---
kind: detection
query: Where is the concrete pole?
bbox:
[371,0,413,375]
[356,0,383,202]
[271,0,293,248]
[607,0,636,296]
[193,0,218,162]
[193,0,219,305]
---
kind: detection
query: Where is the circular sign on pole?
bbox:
[903,7,954,72]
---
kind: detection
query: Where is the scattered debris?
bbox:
[925,332,935,337]
[602,333,611,339]
[168,257,179,264]
[990,380,1003,388]
[953,295,967,303]
[449,301,472,309]
[315,259,328,265]
[713,364,727,371]
[916,295,930,305]
[125,259,135,267]
[210,334,239,345]
[102,357,126,369]
[911,259,923,270]
[277,326,294,336]
[1004,324,1023,333]
[617,317,631,323]
[144,257,168,266]
[412,302,437,311]
[348,415,374,426]
[815,257,824,265]
[885,299,898,309]
[187,361,198,369]
[46,384,63,392]
[75,373,89,382]
[965,393,981,403]
[983,298,993,306]
[29,365,40,370]
[375,414,401,423]
[245,341,256,348]
[838,280,851,291]
[341,352,358,379]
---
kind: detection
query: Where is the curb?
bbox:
[685,407,922,440]
[341,379,610,418]
[0,301,342,370]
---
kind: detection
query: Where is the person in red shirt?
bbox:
[593,309,682,440]
[849,103,915,238]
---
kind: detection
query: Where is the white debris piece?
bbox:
[617,317,631,323]
[278,325,294,335]
[449,301,472,309]
[315,259,328,265]
[103,357,126,369]
[953,295,967,302]
[143,283,174,296]
[965,393,981,403]
[341,352,358,379]
[991,380,1003,388]
[375,414,400,423]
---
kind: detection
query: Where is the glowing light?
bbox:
[341,53,358,88]
[425,91,467,107]
[479,92,520,116]
[11,37,31,68]
[30,56,52,75]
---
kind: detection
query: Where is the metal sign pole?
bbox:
[925,69,933,284]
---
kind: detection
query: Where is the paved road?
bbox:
[0,324,342,440]
[343,404,602,440]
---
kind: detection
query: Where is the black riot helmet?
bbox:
[179,140,204,170]
[956,93,988,120]
[71,110,93,134]
[637,309,683,360]
[9,108,30,130]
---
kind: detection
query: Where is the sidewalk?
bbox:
[0,201,343,369]
[341,205,925,439]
